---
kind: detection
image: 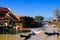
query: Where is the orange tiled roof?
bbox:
[15,15,20,20]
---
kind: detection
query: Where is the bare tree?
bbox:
[54,8,59,18]
[54,8,60,23]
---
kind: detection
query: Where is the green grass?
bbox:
[56,24,60,28]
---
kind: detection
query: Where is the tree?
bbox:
[54,8,60,23]
[54,8,59,18]
[34,16,44,27]
[34,16,44,21]
[19,16,41,28]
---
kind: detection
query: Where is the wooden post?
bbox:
[19,23,23,33]
[16,25,19,33]
[20,25,23,32]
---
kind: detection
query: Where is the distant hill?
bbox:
[44,17,54,21]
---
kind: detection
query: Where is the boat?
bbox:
[45,32,59,36]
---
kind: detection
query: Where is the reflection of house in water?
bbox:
[0,7,20,27]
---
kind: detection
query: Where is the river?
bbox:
[0,26,59,40]
[0,34,20,40]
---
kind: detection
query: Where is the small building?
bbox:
[0,7,21,33]
[51,18,58,24]
[0,7,20,27]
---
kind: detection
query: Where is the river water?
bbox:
[0,26,59,40]
[0,34,20,40]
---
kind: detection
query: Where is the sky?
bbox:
[0,0,60,18]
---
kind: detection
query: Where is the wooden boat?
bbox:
[45,32,59,36]
[20,34,31,40]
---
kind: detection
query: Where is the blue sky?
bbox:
[0,0,60,17]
